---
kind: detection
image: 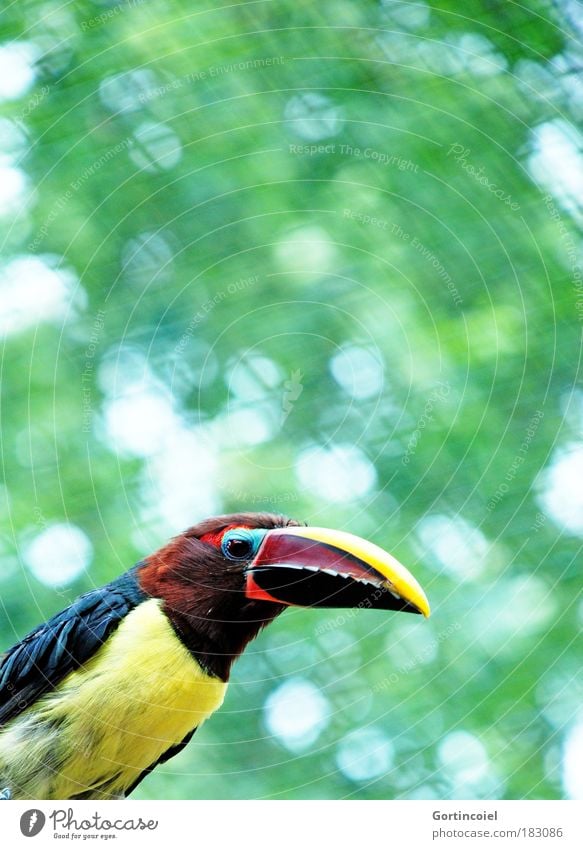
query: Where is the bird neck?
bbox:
[136,540,284,681]
[163,608,277,682]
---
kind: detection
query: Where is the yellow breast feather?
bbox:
[0,598,227,799]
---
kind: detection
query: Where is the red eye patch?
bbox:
[200,524,252,548]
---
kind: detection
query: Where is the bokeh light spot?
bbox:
[336,727,394,782]
[24,523,93,587]
[295,443,377,502]
[329,345,384,399]
[264,677,330,752]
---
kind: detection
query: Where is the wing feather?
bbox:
[0,569,146,727]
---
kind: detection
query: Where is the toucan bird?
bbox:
[0,512,430,800]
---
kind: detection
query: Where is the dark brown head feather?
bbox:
[138,513,302,680]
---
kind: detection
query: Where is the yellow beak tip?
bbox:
[411,594,430,618]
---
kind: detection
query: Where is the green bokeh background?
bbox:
[0,0,581,800]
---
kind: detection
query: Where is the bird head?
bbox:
[138,512,429,679]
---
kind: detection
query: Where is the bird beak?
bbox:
[245,526,430,617]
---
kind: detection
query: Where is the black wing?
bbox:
[0,568,146,727]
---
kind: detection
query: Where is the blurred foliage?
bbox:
[0,0,582,800]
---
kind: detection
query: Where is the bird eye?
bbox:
[225,538,252,559]
[222,533,254,560]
